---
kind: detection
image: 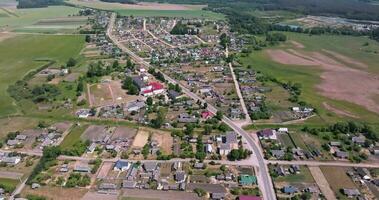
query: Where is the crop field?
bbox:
[67,0,224,19]
[0,34,84,116]
[239,33,379,124]
[14,16,88,33]
[0,6,81,31]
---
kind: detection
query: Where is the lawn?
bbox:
[0,177,19,193]
[275,166,314,183]
[60,124,88,150]
[239,33,379,125]
[0,6,81,31]
[0,34,84,116]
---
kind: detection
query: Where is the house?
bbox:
[335,150,349,159]
[290,165,300,174]
[258,129,277,140]
[329,141,341,147]
[76,109,91,118]
[31,183,40,189]
[277,128,288,133]
[271,150,285,159]
[352,136,365,145]
[142,82,165,97]
[123,180,137,189]
[167,90,182,100]
[114,160,130,171]
[177,113,198,123]
[239,174,257,186]
[219,143,231,155]
[342,188,360,198]
[1,156,21,165]
[87,143,96,153]
[126,100,146,112]
[15,134,27,140]
[201,111,213,119]
[74,165,91,173]
[274,166,286,176]
[282,185,298,194]
[238,196,262,200]
[211,192,226,200]
[356,168,371,180]
[175,171,186,183]
[132,76,150,92]
[143,162,157,172]
[224,131,238,144]
[206,144,213,153]
[371,146,379,155]
[7,139,20,147]
[99,183,117,190]
[194,162,205,169]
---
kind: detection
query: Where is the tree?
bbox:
[215,111,223,120]
[66,58,77,68]
[184,124,195,136]
[146,97,153,106]
[85,35,91,43]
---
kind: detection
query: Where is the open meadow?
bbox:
[239,33,379,125]
[0,34,84,116]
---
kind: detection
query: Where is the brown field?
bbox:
[320,166,356,193]
[97,161,113,179]
[111,126,137,141]
[88,80,140,107]
[132,128,150,148]
[152,130,173,154]
[81,125,107,142]
[0,32,14,42]
[22,186,88,200]
[0,117,40,139]
[266,48,379,114]
[289,40,304,49]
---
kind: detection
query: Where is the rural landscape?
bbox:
[0,0,378,200]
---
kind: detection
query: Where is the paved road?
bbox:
[107,13,277,200]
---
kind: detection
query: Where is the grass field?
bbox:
[60,124,88,150]
[0,35,84,116]
[239,33,379,125]
[0,177,19,193]
[0,6,81,31]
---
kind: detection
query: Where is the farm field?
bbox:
[0,34,84,116]
[239,33,379,125]
[67,0,224,19]
[21,186,88,200]
[0,6,81,31]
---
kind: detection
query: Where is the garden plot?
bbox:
[132,128,150,148]
[81,125,108,143]
[151,130,174,154]
[320,166,358,199]
[110,126,137,141]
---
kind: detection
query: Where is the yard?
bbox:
[60,124,89,150]
[275,166,314,183]
[320,166,357,199]
[0,177,19,193]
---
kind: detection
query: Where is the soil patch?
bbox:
[266,48,379,114]
[289,40,304,48]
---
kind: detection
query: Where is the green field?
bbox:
[116,9,224,19]
[0,34,84,116]
[239,33,379,125]
[0,177,19,193]
[0,6,81,30]
[60,124,88,150]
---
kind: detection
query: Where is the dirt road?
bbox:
[309,166,336,200]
